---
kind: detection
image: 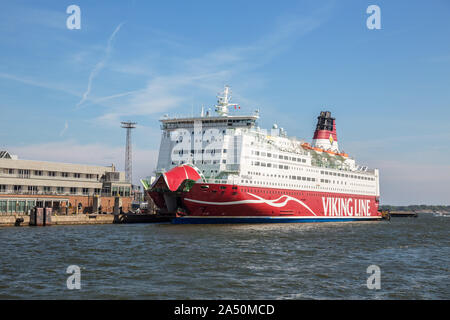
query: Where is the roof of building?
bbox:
[0,151,12,159]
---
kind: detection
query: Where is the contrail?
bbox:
[76,22,124,108]
[59,120,69,136]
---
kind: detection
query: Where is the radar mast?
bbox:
[215,85,238,116]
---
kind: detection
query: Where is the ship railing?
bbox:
[202,179,230,185]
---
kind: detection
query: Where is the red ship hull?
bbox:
[148,182,382,224]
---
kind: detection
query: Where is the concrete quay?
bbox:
[0,213,172,227]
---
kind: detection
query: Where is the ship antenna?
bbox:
[215,85,238,116]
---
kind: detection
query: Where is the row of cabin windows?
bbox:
[200,184,374,196]
[238,189,371,198]
[173,149,227,153]
[171,160,226,165]
[248,171,315,182]
[321,170,375,181]
[252,151,307,163]
[252,162,290,169]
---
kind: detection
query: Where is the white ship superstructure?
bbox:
[149,86,381,223]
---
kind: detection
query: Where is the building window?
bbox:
[0,200,7,213]
[0,185,6,193]
[48,171,56,177]
[70,187,77,194]
[34,170,43,176]
[43,186,51,193]
[56,187,64,194]
[62,172,69,177]
[18,169,30,178]
[74,173,81,178]
[82,188,89,195]
[14,185,22,192]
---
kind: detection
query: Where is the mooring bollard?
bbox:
[15,217,24,226]
[29,208,45,226]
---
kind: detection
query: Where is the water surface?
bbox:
[0,214,448,299]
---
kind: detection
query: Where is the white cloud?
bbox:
[92,12,328,124]
[0,72,80,97]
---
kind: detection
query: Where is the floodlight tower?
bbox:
[121,121,137,184]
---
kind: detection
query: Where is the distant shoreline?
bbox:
[380,205,450,213]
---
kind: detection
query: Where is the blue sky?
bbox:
[1,0,449,204]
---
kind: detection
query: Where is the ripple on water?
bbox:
[0,214,448,299]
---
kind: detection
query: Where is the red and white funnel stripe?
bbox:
[312,111,339,152]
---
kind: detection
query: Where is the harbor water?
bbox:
[0,213,448,299]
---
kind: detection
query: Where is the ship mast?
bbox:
[215,85,238,116]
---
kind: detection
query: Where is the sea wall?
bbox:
[0,214,114,226]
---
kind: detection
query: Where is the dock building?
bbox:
[0,151,132,215]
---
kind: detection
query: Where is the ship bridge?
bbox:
[160,115,258,131]
[160,85,259,130]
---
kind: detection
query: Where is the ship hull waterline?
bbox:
[149,183,382,225]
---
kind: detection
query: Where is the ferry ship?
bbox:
[146,86,382,224]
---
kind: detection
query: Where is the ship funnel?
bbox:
[312,111,339,152]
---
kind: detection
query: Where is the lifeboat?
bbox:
[301,142,313,150]
[312,147,323,153]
